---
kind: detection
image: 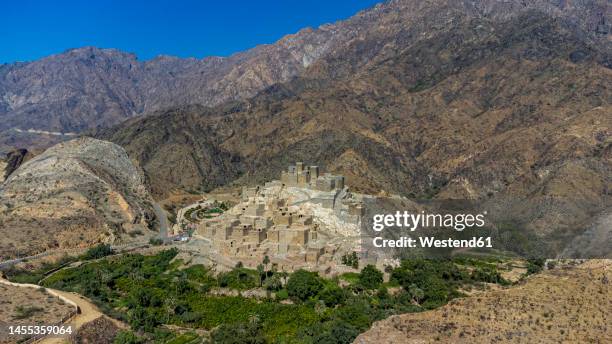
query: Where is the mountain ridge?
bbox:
[1,0,609,151]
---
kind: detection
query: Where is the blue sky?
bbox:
[1,0,383,64]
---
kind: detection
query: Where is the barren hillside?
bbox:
[0,138,157,259]
[354,260,611,343]
[0,283,74,344]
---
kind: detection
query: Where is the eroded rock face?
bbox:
[0,137,157,259]
[0,160,6,184]
[1,148,32,182]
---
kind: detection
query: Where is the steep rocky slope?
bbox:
[99,0,611,256]
[0,138,157,259]
[354,260,611,343]
[0,161,5,184]
[1,0,609,151]
[0,148,34,182]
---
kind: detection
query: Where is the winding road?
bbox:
[0,277,125,344]
[37,289,124,344]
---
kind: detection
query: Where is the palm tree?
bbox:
[257,264,265,287]
[409,284,424,305]
[164,294,177,323]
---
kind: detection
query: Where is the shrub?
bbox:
[527,258,545,274]
[180,311,203,323]
[276,289,289,300]
[218,268,258,290]
[319,285,346,307]
[341,252,359,269]
[264,273,283,291]
[359,265,383,290]
[149,237,164,246]
[287,269,323,302]
[470,266,507,285]
[83,244,113,260]
[307,320,360,344]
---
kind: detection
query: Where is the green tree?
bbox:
[263,273,282,291]
[83,244,113,260]
[359,265,383,290]
[527,258,545,274]
[148,237,163,246]
[218,268,257,290]
[319,285,346,307]
[286,269,323,302]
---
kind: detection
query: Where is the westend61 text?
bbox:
[372,236,493,248]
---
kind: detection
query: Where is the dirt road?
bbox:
[37,288,125,344]
[0,277,124,344]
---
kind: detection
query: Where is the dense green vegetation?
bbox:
[217,267,259,290]
[114,330,145,344]
[39,249,511,343]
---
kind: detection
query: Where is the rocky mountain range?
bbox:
[1,0,609,151]
[0,138,157,259]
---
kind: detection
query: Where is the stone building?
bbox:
[198,194,319,259]
[197,161,362,268]
[281,162,344,191]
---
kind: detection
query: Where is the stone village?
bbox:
[194,162,367,272]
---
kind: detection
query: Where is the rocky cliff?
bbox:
[0,149,33,182]
[0,138,157,259]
